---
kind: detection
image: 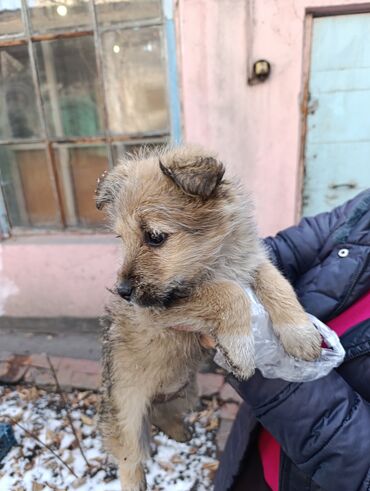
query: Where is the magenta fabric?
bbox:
[258,428,281,491]
[258,290,370,491]
[326,290,370,336]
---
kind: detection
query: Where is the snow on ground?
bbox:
[0,385,219,491]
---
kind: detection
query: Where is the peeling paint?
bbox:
[0,247,19,316]
[307,98,319,115]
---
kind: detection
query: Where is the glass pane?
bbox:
[0,0,24,35]
[34,36,104,138]
[0,45,42,139]
[96,0,161,27]
[27,0,91,34]
[112,139,167,164]
[103,27,169,134]
[54,145,108,227]
[0,146,60,227]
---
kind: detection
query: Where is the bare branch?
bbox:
[46,355,91,469]
[6,417,78,479]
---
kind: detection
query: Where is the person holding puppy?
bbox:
[210,189,370,491]
[97,146,326,491]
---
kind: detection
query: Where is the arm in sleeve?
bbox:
[229,369,370,491]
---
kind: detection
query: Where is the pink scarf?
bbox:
[259,290,370,491]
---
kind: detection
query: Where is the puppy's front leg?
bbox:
[253,261,322,361]
[110,388,150,491]
[192,281,255,379]
[152,281,254,379]
[101,418,148,491]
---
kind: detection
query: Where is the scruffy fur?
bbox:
[96,145,321,491]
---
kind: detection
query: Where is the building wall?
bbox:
[1,0,368,318]
[0,235,119,317]
[178,0,370,234]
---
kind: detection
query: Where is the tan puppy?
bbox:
[96,145,321,491]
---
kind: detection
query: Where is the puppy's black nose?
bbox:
[117,279,133,300]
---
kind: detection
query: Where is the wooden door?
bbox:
[303,13,370,216]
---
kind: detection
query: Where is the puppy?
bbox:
[96,145,321,491]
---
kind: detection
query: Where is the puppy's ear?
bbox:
[95,168,126,210]
[159,155,225,199]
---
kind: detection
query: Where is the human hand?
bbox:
[199,334,216,349]
[170,325,216,349]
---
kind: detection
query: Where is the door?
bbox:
[302,13,370,217]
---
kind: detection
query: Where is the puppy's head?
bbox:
[96,145,237,308]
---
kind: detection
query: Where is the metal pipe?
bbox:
[163,0,182,144]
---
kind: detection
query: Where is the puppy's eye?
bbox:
[144,230,168,247]
[115,235,122,239]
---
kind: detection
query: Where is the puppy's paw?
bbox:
[215,332,255,380]
[119,482,146,491]
[167,422,193,443]
[119,464,146,491]
[278,321,322,361]
[119,483,146,491]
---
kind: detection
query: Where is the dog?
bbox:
[96,145,321,491]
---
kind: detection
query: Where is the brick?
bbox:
[216,419,234,453]
[0,362,11,378]
[70,371,101,390]
[55,357,79,373]
[24,366,99,391]
[219,383,243,403]
[0,352,101,390]
[45,356,62,370]
[0,360,28,384]
[76,359,100,374]
[57,358,100,389]
[28,353,49,368]
[24,367,55,386]
[55,369,74,388]
[57,358,100,375]
[219,402,239,420]
[0,352,13,362]
[29,353,61,370]
[197,373,224,397]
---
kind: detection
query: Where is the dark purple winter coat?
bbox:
[214,189,370,491]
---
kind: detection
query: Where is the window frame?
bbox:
[0,0,180,237]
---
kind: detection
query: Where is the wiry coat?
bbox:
[96,146,321,491]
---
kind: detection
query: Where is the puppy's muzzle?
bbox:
[117,279,133,301]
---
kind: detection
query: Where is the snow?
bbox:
[0,386,219,491]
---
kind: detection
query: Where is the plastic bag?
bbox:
[214,288,346,382]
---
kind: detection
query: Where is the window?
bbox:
[0,0,175,233]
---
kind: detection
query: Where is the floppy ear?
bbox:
[95,168,126,210]
[159,155,225,199]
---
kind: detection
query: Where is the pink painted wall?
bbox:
[0,236,119,317]
[178,0,370,235]
[1,0,368,318]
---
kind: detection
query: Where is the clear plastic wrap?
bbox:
[214,288,346,382]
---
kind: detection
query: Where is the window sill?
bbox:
[1,231,116,246]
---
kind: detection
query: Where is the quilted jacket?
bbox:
[214,189,370,491]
